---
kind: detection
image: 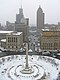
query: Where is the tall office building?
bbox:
[37,5,44,35]
[16,7,24,24]
[16,6,29,25]
[15,6,29,42]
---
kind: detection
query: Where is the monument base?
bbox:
[20,66,34,74]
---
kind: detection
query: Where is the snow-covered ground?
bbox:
[0,55,60,80]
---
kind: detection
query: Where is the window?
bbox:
[8,37,9,42]
[12,37,13,42]
[14,37,15,42]
[10,37,11,42]
[12,46,14,48]
[16,37,17,43]
[8,46,10,48]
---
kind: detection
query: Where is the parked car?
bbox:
[19,48,26,52]
[42,50,50,56]
[0,47,7,52]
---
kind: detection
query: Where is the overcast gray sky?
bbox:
[0,0,60,26]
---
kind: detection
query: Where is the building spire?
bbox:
[39,5,41,9]
[39,5,41,8]
[21,0,22,8]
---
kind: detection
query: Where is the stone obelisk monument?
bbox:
[26,43,28,68]
[21,43,33,74]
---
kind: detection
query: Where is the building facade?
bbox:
[0,23,4,30]
[6,32,23,50]
[37,5,44,35]
[6,21,15,31]
[1,39,6,49]
[15,23,28,42]
[40,29,60,50]
[0,31,13,42]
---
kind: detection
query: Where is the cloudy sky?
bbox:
[0,0,60,26]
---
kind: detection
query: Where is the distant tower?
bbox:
[16,0,24,24]
[15,0,29,41]
[37,5,44,35]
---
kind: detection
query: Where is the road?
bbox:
[0,49,60,60]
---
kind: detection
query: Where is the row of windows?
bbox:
[41,43,59,50]
[41,47,59,50]
[42,47,53,50]
[7,43,17,45]
[7,46,18,48]
[42,43,53,47]
[8,37,17,42]
[42,39,58,42]
[42,43,58,47]
[42,36,59,39]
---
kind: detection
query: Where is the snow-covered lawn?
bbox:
[0,55,60,80]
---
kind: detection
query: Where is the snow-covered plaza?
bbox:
[0,55,60,80]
